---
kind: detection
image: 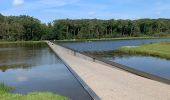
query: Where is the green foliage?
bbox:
[116,42,170,59]
[0,92,68,100]
[0,83,68,100]
[0,83,13,93]
[0,13,170,41]
[52,19,170,40]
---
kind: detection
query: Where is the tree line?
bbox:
[0,13,170,41]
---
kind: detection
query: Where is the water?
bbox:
[60,38,170,80]
[0,42,92,100]
[61,38,170,52]
[105,55,170,80]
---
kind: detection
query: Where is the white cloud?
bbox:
[3,0,80,16]
[13,0,24,6]
[16,74,28,82]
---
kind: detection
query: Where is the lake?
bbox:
[60,38,170,80]
[61,38,170,52]
[0,42,92,100]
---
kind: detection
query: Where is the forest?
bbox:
[0,13,170,41]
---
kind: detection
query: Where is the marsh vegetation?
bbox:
[116,42,170,59]
[0,83,68,100]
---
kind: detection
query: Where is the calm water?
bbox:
[0,43,92,100]
[105,55,170,80]
[61,38,170,52]
[61,38,170,80]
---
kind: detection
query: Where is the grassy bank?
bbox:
[117,42,170,59]
[0,83,68,100]
[0,41,44,44]
[0,83,13,93]
[0,36,170,43]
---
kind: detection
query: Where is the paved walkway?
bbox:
[47,41,170,100]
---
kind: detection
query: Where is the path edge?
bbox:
[46,41,101,100]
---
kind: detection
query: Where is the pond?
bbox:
[0,42,92,100]
[60,38,170,80]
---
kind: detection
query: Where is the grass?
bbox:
[0,92,68,100]
[0,41,44,44]
[0,83,69,100]
[0,83,13,93]
[1,36,170,43]
[116,41,170,59]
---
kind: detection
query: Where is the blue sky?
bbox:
[0,0,170,23]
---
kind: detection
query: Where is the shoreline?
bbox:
[0,36,170,43]
[116,41,170,60]
[56,36,170,42]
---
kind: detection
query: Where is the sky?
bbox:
[0,0,170,23]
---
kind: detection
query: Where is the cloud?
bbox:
[3,0,79,15]
[13,0,24,6]
[16,74,28,82]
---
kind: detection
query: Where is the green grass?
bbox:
[0,83,68,100]
[0,83,13,93]
[0,41,44,44]
[0,92,68,100]
[1,36,170,43]
[116,41,170,59]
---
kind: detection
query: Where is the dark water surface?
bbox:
[0,42,92,100]
[61,38,170,80]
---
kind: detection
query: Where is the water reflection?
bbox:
[0,42,92,100]
[92,50,170,80]
[0,63,31,72]
[105,54,170,80]
[61,38,170,81]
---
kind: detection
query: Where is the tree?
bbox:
[0,13,170,41]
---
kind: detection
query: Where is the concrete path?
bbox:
[47,41,170,100]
